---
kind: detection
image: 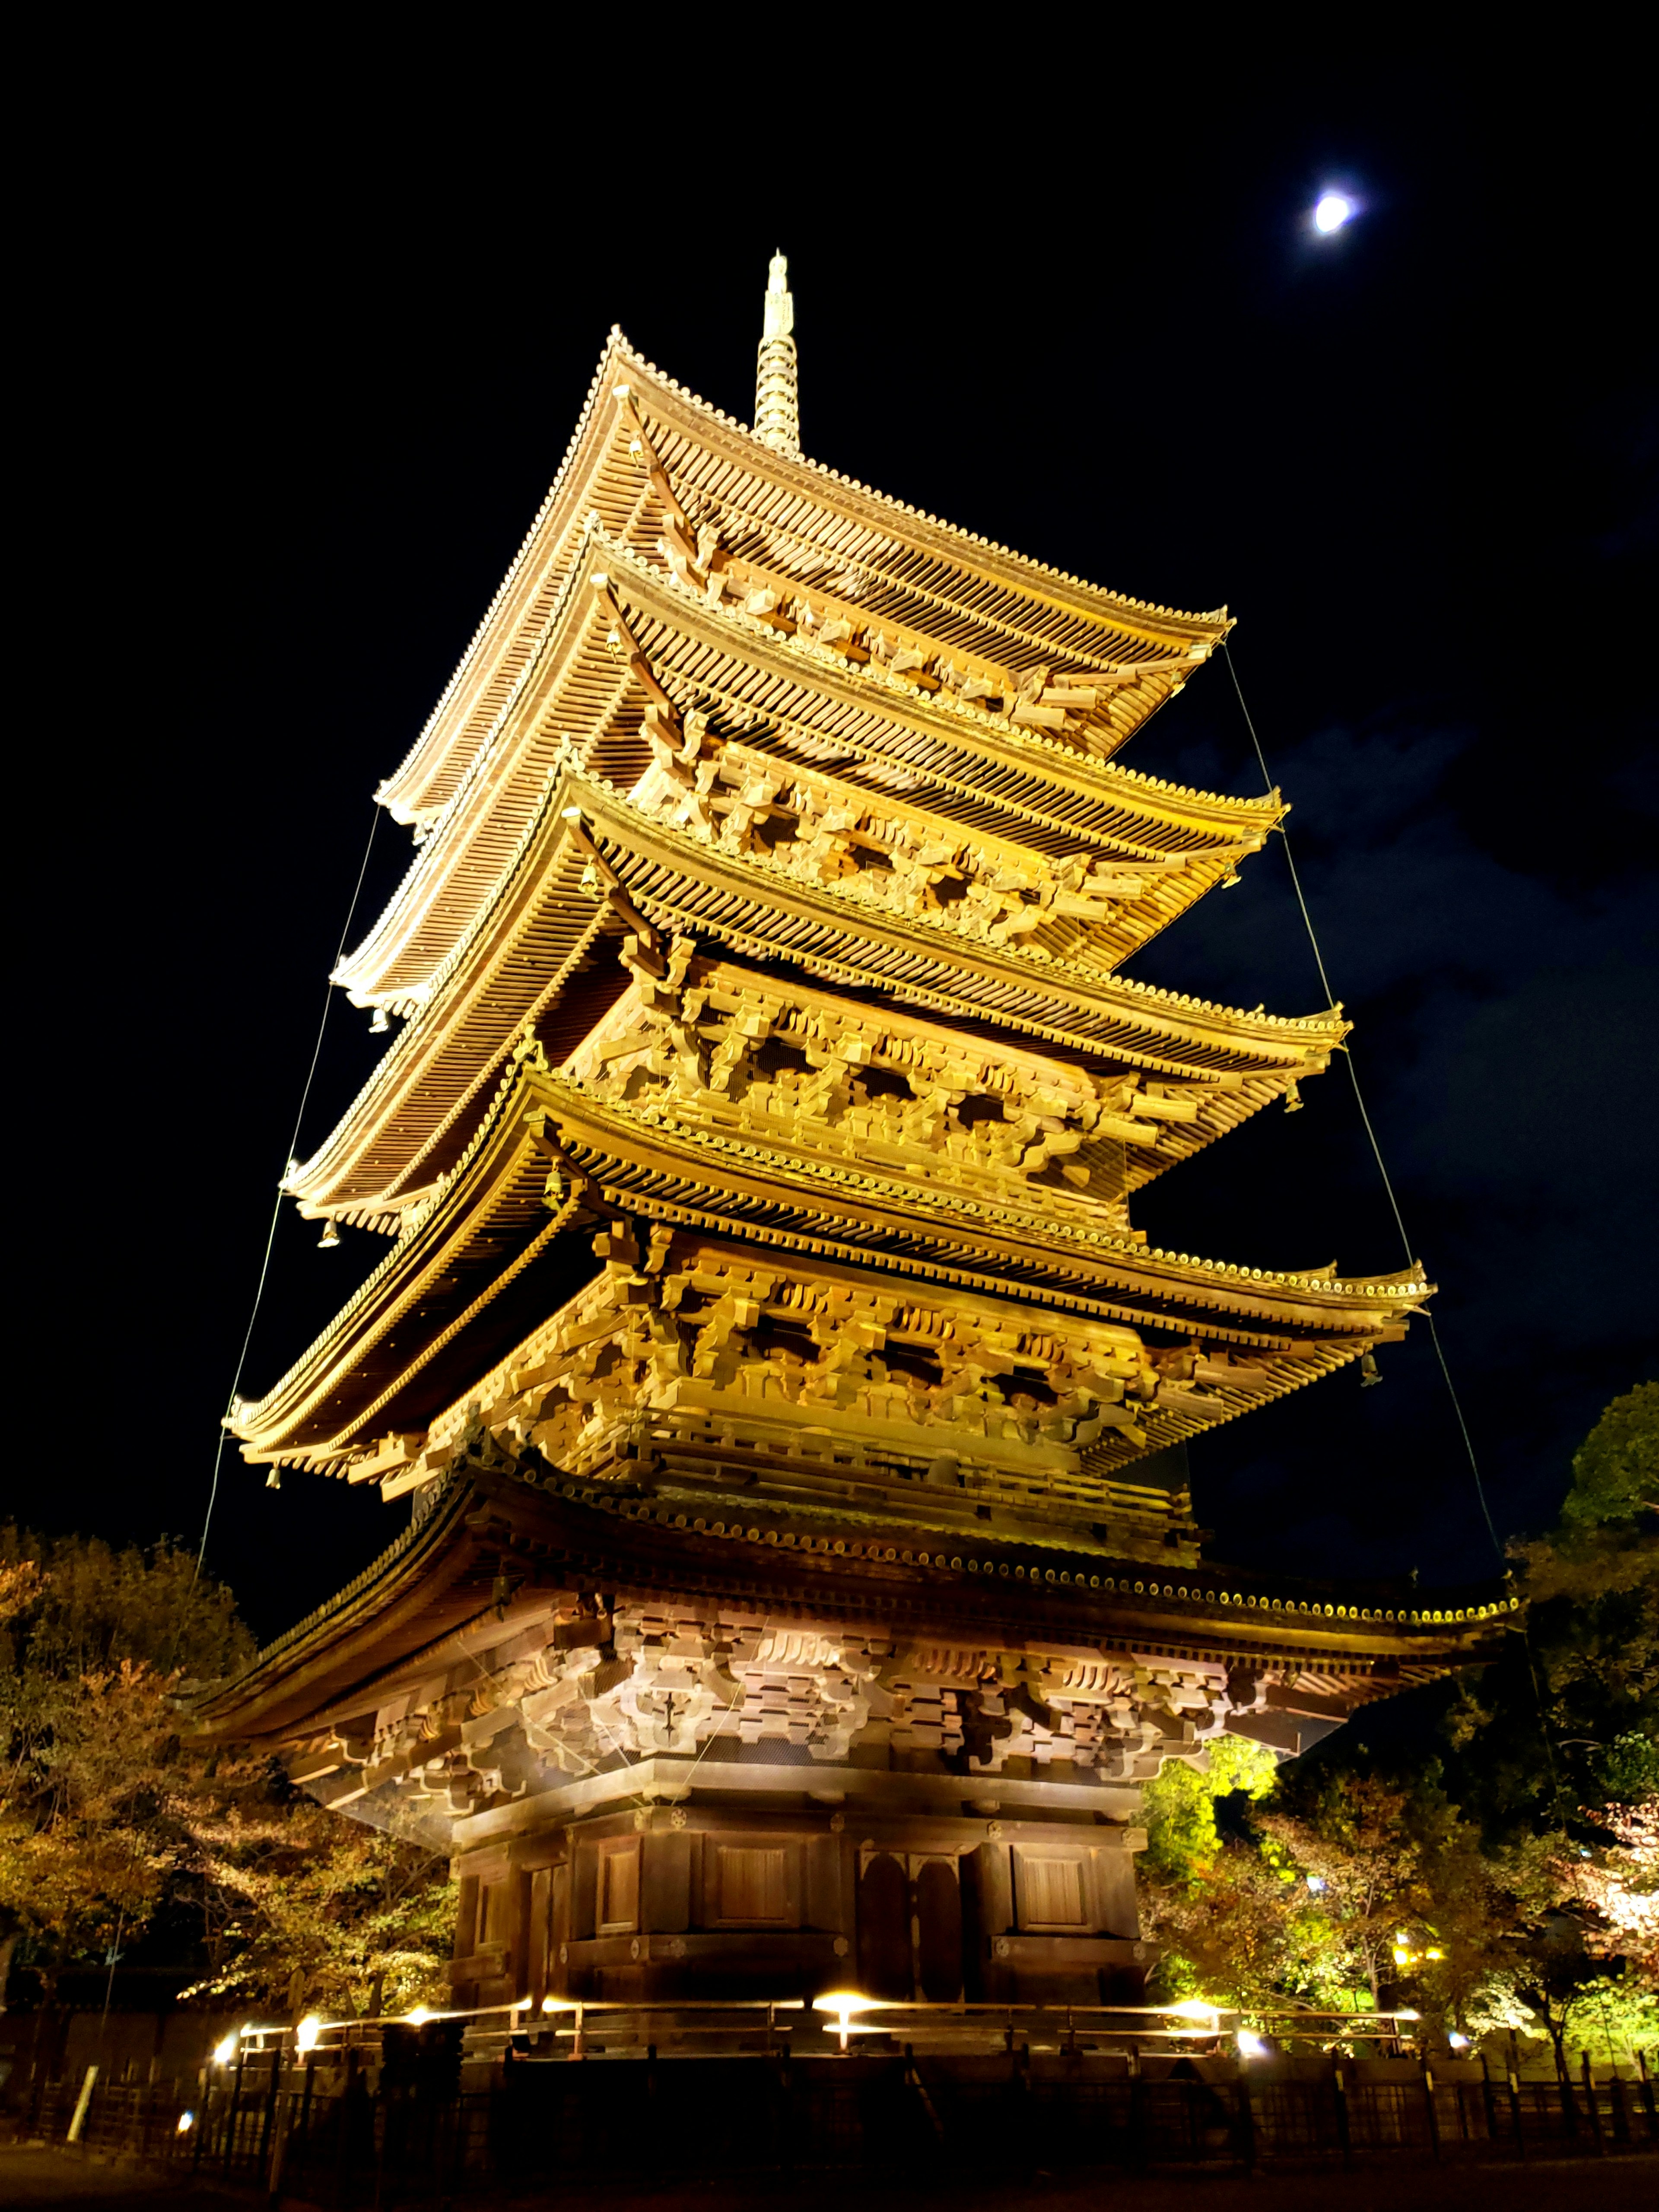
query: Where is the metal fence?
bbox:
[11,2043,1658,2203]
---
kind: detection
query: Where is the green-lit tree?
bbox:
[1138,1383,1658,2058]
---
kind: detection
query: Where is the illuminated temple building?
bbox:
[199,258,1510,2018]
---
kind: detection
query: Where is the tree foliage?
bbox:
[1560,1379,1659,1532]
[0,1526,453,2018]
[1140,1382,1659,2059]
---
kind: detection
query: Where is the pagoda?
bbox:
[199,258,1511,2019]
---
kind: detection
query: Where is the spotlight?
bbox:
[1314,193,1355,234]
[813,1990,879,2052]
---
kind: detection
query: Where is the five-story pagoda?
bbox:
[198,257,1511,2021]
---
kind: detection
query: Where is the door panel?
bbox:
[857,1852,911,2000]
[915,1858,963,2001]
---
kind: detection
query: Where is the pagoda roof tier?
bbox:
[335,534,1272,1010]
[375,337,1234,836]
[194,1444,1513,1751]
[238,1057,1426,1478]
[291,769,1337,1220]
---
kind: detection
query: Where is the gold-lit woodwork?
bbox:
[201,261,1506,2026]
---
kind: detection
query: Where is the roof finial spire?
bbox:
[755,251,799,457]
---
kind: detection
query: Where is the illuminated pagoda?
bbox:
[199,257,1511,2021]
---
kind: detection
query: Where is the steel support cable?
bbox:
[194,805,384,1578]
[1221,641,1504,1566]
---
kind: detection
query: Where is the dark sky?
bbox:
[20,55,1654,1643]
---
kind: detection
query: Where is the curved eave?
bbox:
[607,540,1271,846]
[239,1063,1424,1469]
[290,773,1338,1217]
[193,1459,1513,1750]
[536,1078,1425,1332]
[623,343,1231,646]
[339,529,1275,1011]
[378,335,1233,830]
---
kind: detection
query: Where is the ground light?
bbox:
[296,2015,322,2053]
[212,2034,239,2067]
[1235,2030,1268,2058]
[813,1991,881,2052]
[1313,192,1356,233]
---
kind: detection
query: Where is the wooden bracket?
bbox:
[612,388,694,541]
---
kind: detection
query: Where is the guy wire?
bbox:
[194,803,383,1579]
[1221,640,1503,1566]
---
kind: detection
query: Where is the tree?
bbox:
[0,1526,453,2021]
[1560,1380,1659,1531]
[0,1527,249,2009]
[1560,1796,1659,1984]
[1446,1382,1659,1839]
[178,1762,455,2020]
[1139,1735,1309,2012]
[1138,1383,1659,2057]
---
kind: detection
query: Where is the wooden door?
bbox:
[856,1852,911,1999]
[914,1858,963,2001]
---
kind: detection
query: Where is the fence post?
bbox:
[1580,2052,1605,2155]
[66,2064,99,2144]
[1608,2063,1632,2145]
[257,2043,280,2179]
[1506,2062,1527,2160]
[226,2039,247,2177]
[1553,2040,1579,2142]
[1332,2061,1353,2168]
[266,2082,291,2210]
[294,2048,315,2200]
[372,2079,388,2212]
[1420,2058,1442,2161]
[337,2045,355,2201]
[1127,2044,1146,2172]
[1637,2048,1658,2143]
[1233,2059,1256,2176]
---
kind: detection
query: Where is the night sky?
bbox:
[22,60,1653,1644]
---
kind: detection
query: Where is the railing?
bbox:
[12,2032,1658,2206]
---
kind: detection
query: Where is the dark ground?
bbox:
[4,2145,1653,2211]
